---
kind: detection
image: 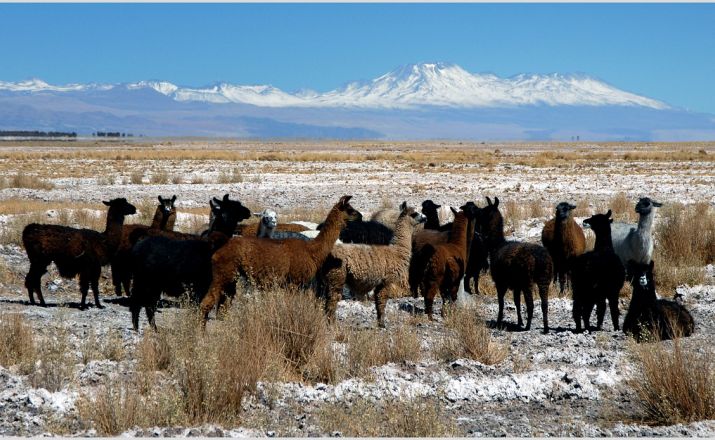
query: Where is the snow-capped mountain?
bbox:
[0,63,668,110]
[1,63,713,140]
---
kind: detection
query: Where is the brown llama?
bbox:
[420,208,470,320]
[541,202,586,294]
[321,202,426,327]
[22,198,137,309]
[111,195,177,296]
[199,195,362,323]
[480,197,553,333]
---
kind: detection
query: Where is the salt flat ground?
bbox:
[0,140,714,436]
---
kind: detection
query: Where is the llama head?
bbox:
[103,198,137,216]
[210,194,252,234]
[335,195,363,222]
[555,202,577,220]
[583,210,612,233]
[157,195,177,215]
[460,201,482,222]
[399,203,427,226]
[627,260,656,297]
[479,196,503,236]
[421,199,441,218]
[635,197,663,215]
[255,209,278,229]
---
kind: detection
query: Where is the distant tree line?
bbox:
[0,130,77,138]
[93,132,134,138]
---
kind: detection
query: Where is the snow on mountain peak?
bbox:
[0,63,669,110]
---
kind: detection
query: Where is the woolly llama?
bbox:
[321,202,426,327]
[480,197,553,333]
[611,197,662,267]
[22,198,137,309]
[570,210,625,332]
[622,260,694,341]
[199,195,362,324]
[541,202,586,294]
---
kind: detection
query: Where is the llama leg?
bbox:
[90,269,103,309]
[558,270,566,295]
[524,287,535,331]
[111,262,123,296]
[595,299,606,330]
[121,273,132,298]
[130,293,141,331]
[608,296,620,331]
[146,306,158,331]
[374,284,387,328]
[474,272,481,295]
[496,284,507,328]
[464,272,473,295]
[584,300,596,331]
[513,288,523,328]
[424,282,438,321]
[26,262,47,306]
[538,282,549,334]
[79,274,90,310]
[572,298,582,333]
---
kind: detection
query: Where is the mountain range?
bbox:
[1,62,713,140]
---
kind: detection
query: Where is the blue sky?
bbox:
[1,3,714,114]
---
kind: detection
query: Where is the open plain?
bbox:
[0,139,714,436]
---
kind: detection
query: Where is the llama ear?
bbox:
[652,201,662,207]
[485,197,492,206]
[171,195,177,203]
[339,195,352,206]
[102,200,111,206]
[493,197,499,207]
[450,207,458,215]
[649,260,655,271]
[606,209,612,218]
[158,196,164,203]
[400,201,407,211]
[253,212,262,217]
[212,197,221,206]
[569,204,577,210]
[223,194,230,202]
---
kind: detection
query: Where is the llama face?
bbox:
[555,202,576,220]
[583,210,612,234]
[421,199,441,217]
[103,198,137,216]
[400,206,427,225]
[337,196,363,222]
[257,210,278,229]
[158,195,177,214]
[460,201,481,221]
[635,197,662,215]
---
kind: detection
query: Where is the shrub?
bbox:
[629,340,715,425]
[436,304,508,365]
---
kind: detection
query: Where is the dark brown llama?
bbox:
[22,198,137,309]
[111,195,177,296]
[480,197,553,333]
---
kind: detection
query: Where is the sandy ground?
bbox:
[0,140,714,436]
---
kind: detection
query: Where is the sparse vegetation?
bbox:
[0,174,54,190]
[629,340,715,425]
[436,303,508,365]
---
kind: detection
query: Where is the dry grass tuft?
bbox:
[317,397,458,437]
[653,202,715,289]
[129,169,144,184]
[0,173,54,190]
[218,167,244,184]
[436,303,508,365]
[629,340,715,425]
[150,170,169,184]
[343,321,422,378]
[31,322,73,392]
[0,312,37,373]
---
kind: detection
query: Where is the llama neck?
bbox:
[594,227,614,251]
[448,214,469,251]
[484,215,507,254]
[103,208,128,253]
[392,215,416,252]
[257,221,274,238]
[211,215,238,237]
[424,213,441,230]
[311,207,345,256]
[150,207,176,231]
[637,211,655,233]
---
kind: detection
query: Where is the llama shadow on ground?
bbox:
[486,319,574,334]
[0,298,107,310]
[398,302,424,315]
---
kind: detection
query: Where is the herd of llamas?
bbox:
[19,191,695,341]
